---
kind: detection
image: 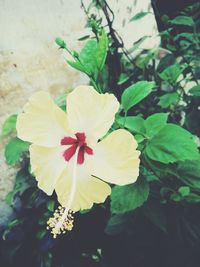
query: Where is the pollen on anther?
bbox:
[46,206,74,238]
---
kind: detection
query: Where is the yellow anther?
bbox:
[47,206,74,238]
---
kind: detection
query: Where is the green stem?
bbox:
[90,77,102,93]
[64,46,103,93]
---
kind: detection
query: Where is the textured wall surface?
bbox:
[0,0,158,200]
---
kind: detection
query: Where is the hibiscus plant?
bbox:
[1,1,200,267]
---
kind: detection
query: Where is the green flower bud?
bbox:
[55,37,66,49]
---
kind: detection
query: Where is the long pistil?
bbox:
[47,150,78,238]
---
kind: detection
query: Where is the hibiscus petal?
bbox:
[16,91,69,147]
[55,166,111,212]
[67,86,120,142]
[90,129,140,185]
[30,144,67,195]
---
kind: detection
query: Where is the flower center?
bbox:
[61,132,93,164]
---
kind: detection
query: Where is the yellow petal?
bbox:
[17,91,69,147]
[30,144,67,195]
[91,129,140,185]
[67,86,119,142]
[55,166,111,212]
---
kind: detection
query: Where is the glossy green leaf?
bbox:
[145,124,199,163]
[130,11,150,22]
[67,31,108,79]
[159,64,187,83]
[171,16,194,26]
[121,81,155,112]
[144,113,169,138]
[116,115,145,134]
[111,177,149,214]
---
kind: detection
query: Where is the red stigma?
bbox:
[61,132,93,164]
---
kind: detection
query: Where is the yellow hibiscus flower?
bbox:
[16,85,140,237]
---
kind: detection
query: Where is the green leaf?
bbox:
[171,16,194,26]
[67,59,87,74]
[156,54,176,73]
[121,81,155,112]
[159,64,187,83]
[4,138,29,165]
[95,30,108,71]
[134,134,145,143]
[117,73,129,85]
[135,51,155,69]
[5,170,31,205]
[8,218,24,229]
[174,160,200,189]
[158,92,179,108]
[111,177,149,214]
[178,186,190,197]
[116,115,145,134]
[179,40,191,49]
[189,85,200,96]
[145,124,199,163]
[185,193,200,203]
[144,113,168,138]
[78,35,90,41]
[170,192,182,202]
[141,167,159,182]
[130,11,150,22]
[2,114,17,135]
[67,31,108,79]
[79,39,98,75]
[174,32,194,42]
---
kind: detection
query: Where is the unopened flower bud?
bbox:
[55,37,66,49]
